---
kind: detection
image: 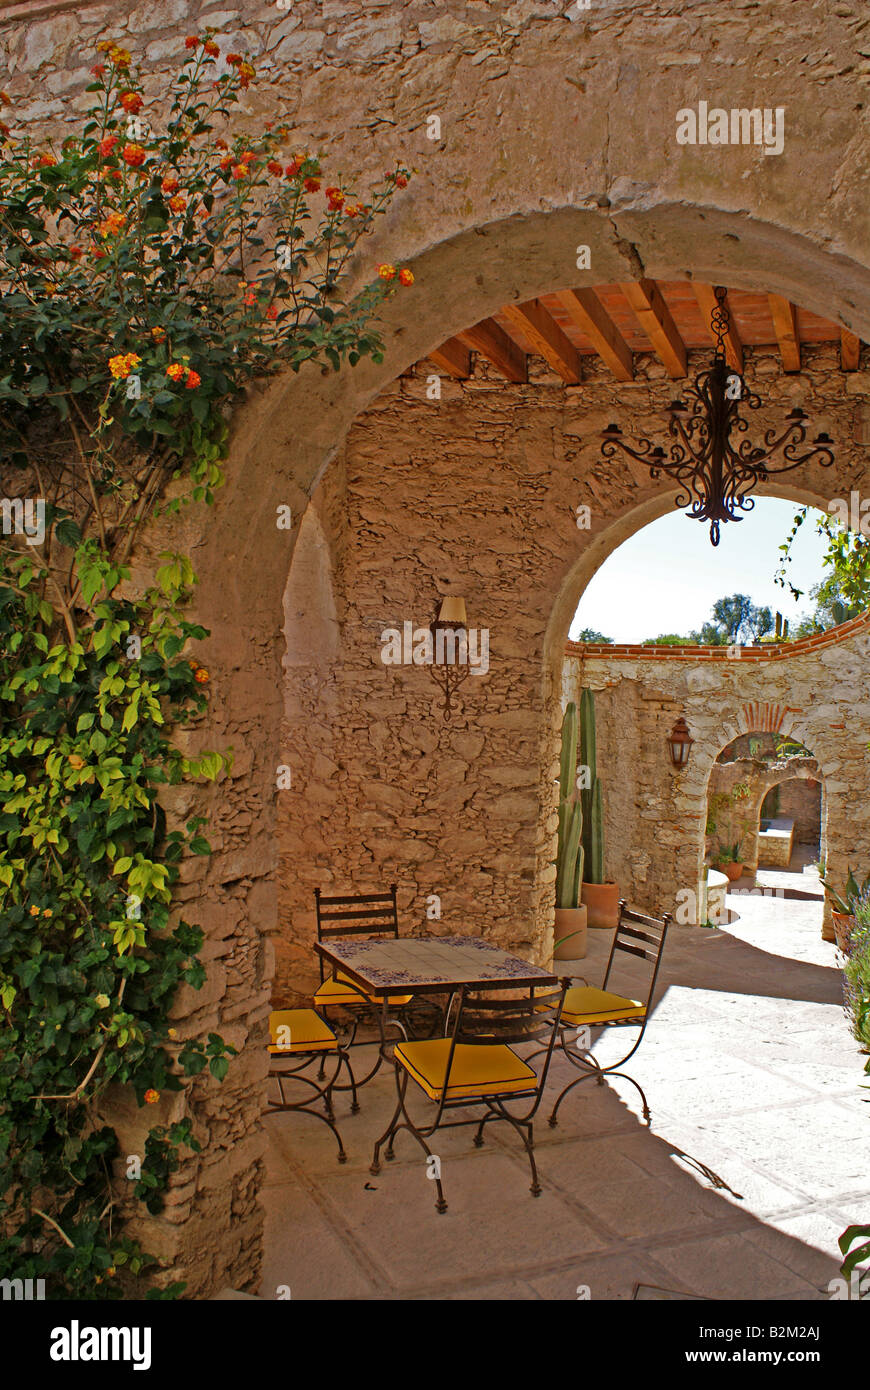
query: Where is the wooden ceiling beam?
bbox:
[427,337,472,379]
[619,279,687,378]
[553,287,634,382]
[457,318,527,383]
[693,283,743,373]
[768,294,802,372]
[841,327,861,372]
[500,298,582,383]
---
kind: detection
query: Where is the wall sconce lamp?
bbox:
[429,596,469,722]
[668,716,694,769]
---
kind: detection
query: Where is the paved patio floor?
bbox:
[259,860,868,1300]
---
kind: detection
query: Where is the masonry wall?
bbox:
[275,343,870,999]
[777,778,822,844]
[7,0,870,1300]
[563,622,870,926]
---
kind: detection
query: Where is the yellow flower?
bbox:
[95,994,110,1009]
[29,905,39,917]
[108,352,141,379]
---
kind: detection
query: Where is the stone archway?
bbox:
[24,0,866,1294]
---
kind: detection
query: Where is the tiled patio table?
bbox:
[314,934,558,1069]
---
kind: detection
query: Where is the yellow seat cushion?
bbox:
[314,974,412,1008]
[561,986,646,1025]
[395,1038,537,1101]
[268,1008,338,1054]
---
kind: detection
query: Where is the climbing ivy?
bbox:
[0,34,412,1297]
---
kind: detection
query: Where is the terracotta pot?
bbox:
[715,861,744,882]
[554,905,587,959]
[832,911,855,955]
[581,881,620,929]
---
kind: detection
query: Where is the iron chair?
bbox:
[313,886,434,1074]
[370,980,568,1212]
[266,1008,359,1163]
[548,900,671,1128]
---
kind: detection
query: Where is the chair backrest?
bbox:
[453,983,566,1048]
[602,900,671,1008]
[314,885,399,980]
[434,981,568,1115]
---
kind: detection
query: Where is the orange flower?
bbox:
[166,362,186,381]
[184,36,199,50]
[226,53,242,66]
[42,908,52,918]
[98,212,127,238]
[151,326,166,341]
[219,154,233,172]
[266,304,278,320]
[144,1089,160,1104]
[98,135,118,157]
[243,286,257,306]
[92,248,106,260]
[37,153,57,168]
[267,160,283,176]
[204,40,219,57]
[194,665,209,680]
[169,195,187,213]
[285,159,302,177]
[120,92,143,114]
[344,203,360,218]
[96,40,113,53]
[377,263,396,281]
[29,905,39,917]
[161,175,179,193]
[109,352,141,379]
[70,245,83,259]
[239,62,254,87]
[398,268,414,286]
[185,369,201,389]
[109,47,131,69]
[395,173,408,188]
[241,149,257,164]
[197,206,209,218]
[304,177,320,192]
[122,142,146,167]
[102,168,123,182]
[214,138,228,150]
[231,164,249,181]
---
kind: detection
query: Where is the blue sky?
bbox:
[570,500,829,643]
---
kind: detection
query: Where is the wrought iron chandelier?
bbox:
[600,286,836,545]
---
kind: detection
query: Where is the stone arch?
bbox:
[35,0,868,1293]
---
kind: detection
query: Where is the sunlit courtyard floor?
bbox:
[259,869,867,1300]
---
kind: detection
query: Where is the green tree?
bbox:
[707,593,773,644]
[574,628,613,643]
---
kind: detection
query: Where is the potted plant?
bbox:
[713,841,745,882]
[577,688,620,928]
[820,866,870,955]
[553,702,587,959]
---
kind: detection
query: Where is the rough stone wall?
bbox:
[707,754,821,871]
[563,628,870,928]
[776,777,822,843]
[274,343,870,1001]
[6,0,870,1299]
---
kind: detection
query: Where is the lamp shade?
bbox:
[668,717,694,768]
[436,596,467,626]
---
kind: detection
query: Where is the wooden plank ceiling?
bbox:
[423,281,863,384]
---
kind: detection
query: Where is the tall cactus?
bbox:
[556,702,585,909]
[579,688,605,884]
